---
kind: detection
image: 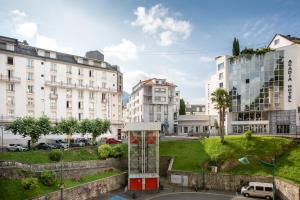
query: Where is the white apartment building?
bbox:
[0,35,123,136]
[207,34,300,135]
[185,103,206,115]
[125,78,179,134]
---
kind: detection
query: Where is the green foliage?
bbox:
[110,144,126,158]
[39,171,57,186]
[244,130,253,140]
[179,99,186,115]
[21,178,38,190]
[6,116,52,144]
[48,149,62,162]
[240,47,255,55]
[98,144,112,159]
[232,37,240,56]
[79,119,93,136]
[55,118,79,136]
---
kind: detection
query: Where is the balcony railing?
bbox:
[45,81,118,93]
[0,74,21,83]
[49,93,58,99]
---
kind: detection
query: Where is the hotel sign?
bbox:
[287,60,292,102]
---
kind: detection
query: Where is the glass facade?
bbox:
[228,51,285,134]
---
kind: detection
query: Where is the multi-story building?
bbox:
[0,35,123,135]
[185,103,206,115]
[126,78,179,134]
[208,34,300,135]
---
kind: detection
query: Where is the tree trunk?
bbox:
[219,108,222,142]
[221,107,225,144]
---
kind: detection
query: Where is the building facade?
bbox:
[125,78,179,134]
[0,35,123,135]
[228,34,300,134]
[185,103,206,115]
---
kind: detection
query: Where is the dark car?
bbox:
[35,143,55,150]
[70,139,85,147]
[106,138,122,145]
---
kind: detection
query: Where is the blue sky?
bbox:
[0,0,300,103]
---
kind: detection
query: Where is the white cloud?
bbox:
[11,9,26,19]
[131,4,192,46]
[199,56,214,63]
[16,22,38,38]
[103,39,142,61]
[36,35,73,53]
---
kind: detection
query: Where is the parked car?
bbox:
[35,143,55,150]
[77,138,93,146]
[6,144,28,152]
[46,139,69,149]
[241,182,273,199]
[106,138,122,145]
[70,139,85,147]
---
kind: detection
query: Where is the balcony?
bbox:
[49,93,58,99]
[0,74,21,83]
[45,81,118,93]
[0,115,16,122]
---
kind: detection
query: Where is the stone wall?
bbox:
[0,159,122,179]
[33,173,127,200]
[276,179,300,200]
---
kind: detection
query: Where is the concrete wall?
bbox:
[33,172,127,200]
[0,158,122,179]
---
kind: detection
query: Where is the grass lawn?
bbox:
[0,170,120,200]
[0,147,99,164]
[160,136,300,185]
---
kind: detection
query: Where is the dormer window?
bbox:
[45,51,50,57]
[274,39,279,45]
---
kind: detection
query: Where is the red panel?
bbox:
[145,178,158,190]
[129,178,142,190]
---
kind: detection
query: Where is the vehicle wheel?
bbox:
[16,149,20,152]
[265,195,272,200]
[244,193,249,197]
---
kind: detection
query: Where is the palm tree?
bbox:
[211,88,231,144]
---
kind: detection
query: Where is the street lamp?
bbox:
[238,156,276,200]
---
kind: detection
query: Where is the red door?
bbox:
[145,178,158,190]
[129,178,142,190]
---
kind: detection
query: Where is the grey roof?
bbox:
[0,35,120,72]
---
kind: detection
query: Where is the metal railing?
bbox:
[0,74,21,83]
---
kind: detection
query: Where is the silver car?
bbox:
[241,182,273,199]
[7,144,28,152]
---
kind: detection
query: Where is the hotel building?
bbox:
[0,35,123,135]
[125,78,179,134]
[207,34,300,135]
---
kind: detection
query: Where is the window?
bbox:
[157,113,161,122]
[274,39,279,45]
[7,43,14,51]
[45,51,50,57]
[89,70,93,77]
[66,101,72,109]
[218,63,224,71]
[51,75,56,82]
[89,81,94,87]
[50,99,57,108]
[27,59,33,68]
[66,65,72,74]
[246,79,250,84]
[78,113,83,120]
[248,186,254,191]
[78,79,83,86]
[7,96,14,105]
[67,78,72,84]
[66,89,72,97]
[50,63,57,72]
[78,101,83,109]
[27,97,34,106]
[265,187,272,192]
[256,186,264,191]
[219,82,223,88]
[27,72,33,80]
[7,69,13,79]
[78,90,84,98]
[50,87,57,94]
[8,109,14,116]
[78,68,82,75]
[7,83,14,92]
[7,56,13,65]
[89,92,94,99]
[219,73,223,80]
[102,82,106,88]
[27,85,34,93]
[157,105,161,112]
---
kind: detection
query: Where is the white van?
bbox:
[241,182,273,199]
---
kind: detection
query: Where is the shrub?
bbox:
[111,144,125,158]
[48,149,62,161]
[244,130,253,140]
[21,178,38,190]
[39,170,57,186]
[98,144,112,159]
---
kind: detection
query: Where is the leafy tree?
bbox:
[6,117,47,144]
[211,88,231,144]
[79,119,93,136]
[55,118,78,145]
[179,99,186,115]
[232,37,240,56]
[102,119,111,133]
[90,119,103,143]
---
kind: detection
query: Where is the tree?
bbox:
[55,118,78,145]
[22,40,29,45]
[232,37,240,56]
[179,99,186,115]
[102,119,111,133]
[6,116,51,144]
[211,88,231,144]
[79,119,93,136]
[90,119,103,144]
[214,119,219,130]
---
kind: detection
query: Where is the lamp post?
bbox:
[60,146,64,200]
[238,156,276,200]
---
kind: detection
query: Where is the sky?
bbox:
[0,0,300,104]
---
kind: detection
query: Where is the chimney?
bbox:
[85,50,104,61]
